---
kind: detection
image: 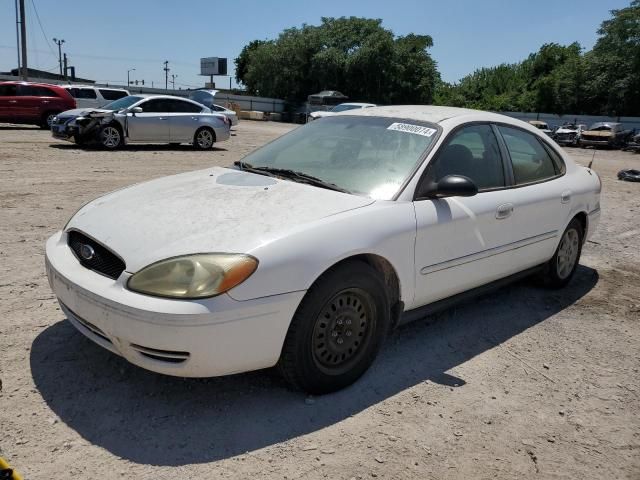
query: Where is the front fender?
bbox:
[227,201,417,304]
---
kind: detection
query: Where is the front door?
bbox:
[126,98,169,142]
[165,99,204,142]
[412,123,518,307]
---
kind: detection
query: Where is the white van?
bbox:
[61,86,130,109]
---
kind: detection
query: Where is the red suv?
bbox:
[0,81,76,129]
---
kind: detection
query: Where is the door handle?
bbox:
[42,100,50,104]
[158,117,168,120]
[495,203,514,219]
[8,100,17,103]
[561,190,572,203]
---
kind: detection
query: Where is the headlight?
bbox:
[127,254,258,299]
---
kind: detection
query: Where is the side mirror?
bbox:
[130,107,143,114]
[418,175,478,199]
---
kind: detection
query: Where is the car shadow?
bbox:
[48,143,227,152]
[0,125,41,130]
[30,266,598,466]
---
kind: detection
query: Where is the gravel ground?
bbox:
[0,122,639,480]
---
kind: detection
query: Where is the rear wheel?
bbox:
[278,261,391,394]
[193,127,215,150]
[540,218,584,288]
[99,124,123,150]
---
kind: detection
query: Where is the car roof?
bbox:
[0,80,65,89]
[63,85,128,91]
[336,105,520,125]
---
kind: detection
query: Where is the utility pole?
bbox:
[163,60,170,90]
[171,74,177,90]
[53,38,65,77]
[14,0,21,72]
[63,53,68,81]
[18,0,28,80]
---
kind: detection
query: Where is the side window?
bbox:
[139,99,168,113]
[99,89,127,100]
[168,100,202,113]
[0,84,17,96]
[17,85,34,96]
[66,88,79,98]
[78,88,97,99]
[427,124,505,190]
[498,126,558,184]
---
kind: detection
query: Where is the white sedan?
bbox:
[45,106,601,393]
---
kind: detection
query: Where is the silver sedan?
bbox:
[51,95,231,150]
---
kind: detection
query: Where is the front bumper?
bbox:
[45,231,305,377]
[580,138,613,147]
[51,123,78,142]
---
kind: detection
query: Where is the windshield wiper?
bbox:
[233,161,350,193]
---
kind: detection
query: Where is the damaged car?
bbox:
[554,123,587,146]
[51,94,231,149]
[580,122,630,149]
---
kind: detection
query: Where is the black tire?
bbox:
[193,127,215,150]
[40,111,59,129]
[98,123,123,150]
[169,143,181,146]
[278,261,391,394]
[540,218,584,288]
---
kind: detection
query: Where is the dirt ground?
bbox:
[0,121,638,480]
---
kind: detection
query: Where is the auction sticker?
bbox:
[387,122,436,137]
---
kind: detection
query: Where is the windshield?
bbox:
[101,95,143,111]
[239,116,438,199]
[330,104,363,112]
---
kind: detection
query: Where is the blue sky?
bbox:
[0,0,630,90]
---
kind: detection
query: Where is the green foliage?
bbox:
[234,17,438,104]
[435,1,640,115]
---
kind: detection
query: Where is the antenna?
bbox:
[588,149,596,169]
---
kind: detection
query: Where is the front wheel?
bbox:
[278,261,391,394]
[540,218,584,288]
[193,127,215,150]
[99,124,123,149]
[40,111,59,129]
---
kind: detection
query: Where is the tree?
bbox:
[234,17,439,104]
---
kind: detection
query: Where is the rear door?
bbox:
[0,84,18,122]
[126,98,170,142]
[166,99,204,142]
[15,85,40,121]
[495,125,570,269]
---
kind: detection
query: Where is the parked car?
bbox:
[0,81,76,128]
[188,90,238,126]
[554,123,588,146]
[51,94,230,149]
[307,90,349,106]
[624,131,640,153]
[528,120,553,136]
[61,85,129,109]
[580,122,631,148]
[45,106,601,393]
[308,102,376,121]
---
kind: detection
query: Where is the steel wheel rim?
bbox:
[197,129,213,148]
[557,228,579,279]
[101,127,120,148]
[312,288,375,375]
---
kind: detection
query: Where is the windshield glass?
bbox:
[101,96,143,111]
[330,104,362,112]
[239,116,438,199]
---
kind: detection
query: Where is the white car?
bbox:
[308,102,376,121]
[51,95,230,149]
[188,90,238,126]
[554,124,588,146]
[61,85,129,109]
[45,106,601,393]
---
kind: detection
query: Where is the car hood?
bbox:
[556,128,578,134]
[310,111,334,118]
[58,108,113,118]
[66,167,375,272]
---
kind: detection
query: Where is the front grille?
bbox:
[67,230,125,280]
[130,344,190,364]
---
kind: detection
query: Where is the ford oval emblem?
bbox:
[79,244,95,261]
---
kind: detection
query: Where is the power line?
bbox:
[29,0,56,60]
